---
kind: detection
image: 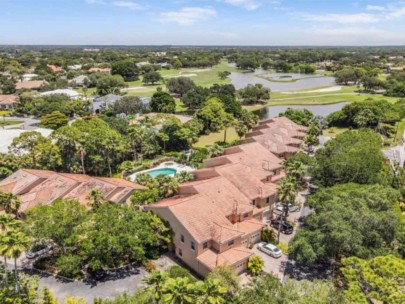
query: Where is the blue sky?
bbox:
[1,0,405,45]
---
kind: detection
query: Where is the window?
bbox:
[243,212,249,218]
[179,248,182,257]
[203,242,208,250]
[266,197,270,204]
[251,199,256,206]
[191,241,195,251]
[228,240,235,247]
[180,234,184,243]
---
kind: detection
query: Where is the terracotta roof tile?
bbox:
[196,247,252,270]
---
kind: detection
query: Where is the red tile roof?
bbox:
[0,169,144,211]
[196,246,252,270]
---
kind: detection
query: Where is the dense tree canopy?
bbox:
[279,108,314,126]
[289,184,404,263]
[111,59,140,81]
[313,129,386,186]
[150,91,176,113]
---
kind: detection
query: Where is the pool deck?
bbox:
[129,162,194,181]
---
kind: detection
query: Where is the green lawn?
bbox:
[323,127,350,137]
[194,127,240,148]
[0,120,23,126]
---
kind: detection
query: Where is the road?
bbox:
[6,116,40,130]
[12,255,146,304]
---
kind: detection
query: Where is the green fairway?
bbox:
[244,85,400,111]
[124,60,238,97]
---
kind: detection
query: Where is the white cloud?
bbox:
[85,0,105,4]
[224,0,261,10]
[112,1,145,10]
[161,7,217,25]
[366,5,386,11]
[301,12,379,24]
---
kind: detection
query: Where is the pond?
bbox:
[229,66,335,91]
[256,102,350,120]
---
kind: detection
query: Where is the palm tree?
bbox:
[196,278,227,304]
[0,192,21,218]
[161,277,196,304]
[143,270,168,301]
[87,189,105,209]
[175,171,195,183]
[276,176,298,243]
[0,230,30,293]
[0,214,17,286]
[304,134,319,152]
[285,161,306,184]
[157,176,179,198]
[223,114,235,143]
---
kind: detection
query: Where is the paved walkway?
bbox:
[6,116,40,130]
[13,256,146,304]
[36,268,146,303]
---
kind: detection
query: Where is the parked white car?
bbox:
[273,202,300,215]
[257,242,282,258]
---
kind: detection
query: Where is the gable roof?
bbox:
[0,95,17,105]
[15,80,46,90]
[0,169,145,211]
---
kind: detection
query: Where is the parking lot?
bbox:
[252,191,310,280]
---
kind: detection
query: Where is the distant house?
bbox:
[0,95,18,109]
[0,128,53,154]
[88,67,111,73]
[21,73,38,82]
[15,80,47,90]
[38,89,81,100]
[0,169,145,213]
[92,94,123,113]
[136,61,150,68]
[71,75,89,86]
[68,64,82,70]
[47,64,63,73]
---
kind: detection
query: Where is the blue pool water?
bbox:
[147,168,177,178]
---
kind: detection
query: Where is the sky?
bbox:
[1,0,405,45]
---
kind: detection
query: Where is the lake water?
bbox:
[229,66,335,91]
[257,102,350,120]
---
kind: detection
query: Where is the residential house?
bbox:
[245,117,307,159]
[71,75,89,86]
[68,64,83,70]
[21,73,38,82]
[88,67,111,73]
[0,169,145,213]
[0,128,53,154]
[145,176,266,277]
[145,116,306,277]
[47,64,63,73]
[0,95,18,109]
[38,89,81,100]
[92,94,123,113]
[15,80,47,90]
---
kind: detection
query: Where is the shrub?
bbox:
[277,242,289,254]
[248,255,264,277]
[144,260,156,272]
[167,266,197,282]
[56,254,83,279]
[261,227,276,243]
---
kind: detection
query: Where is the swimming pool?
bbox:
[147,168,177,178]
